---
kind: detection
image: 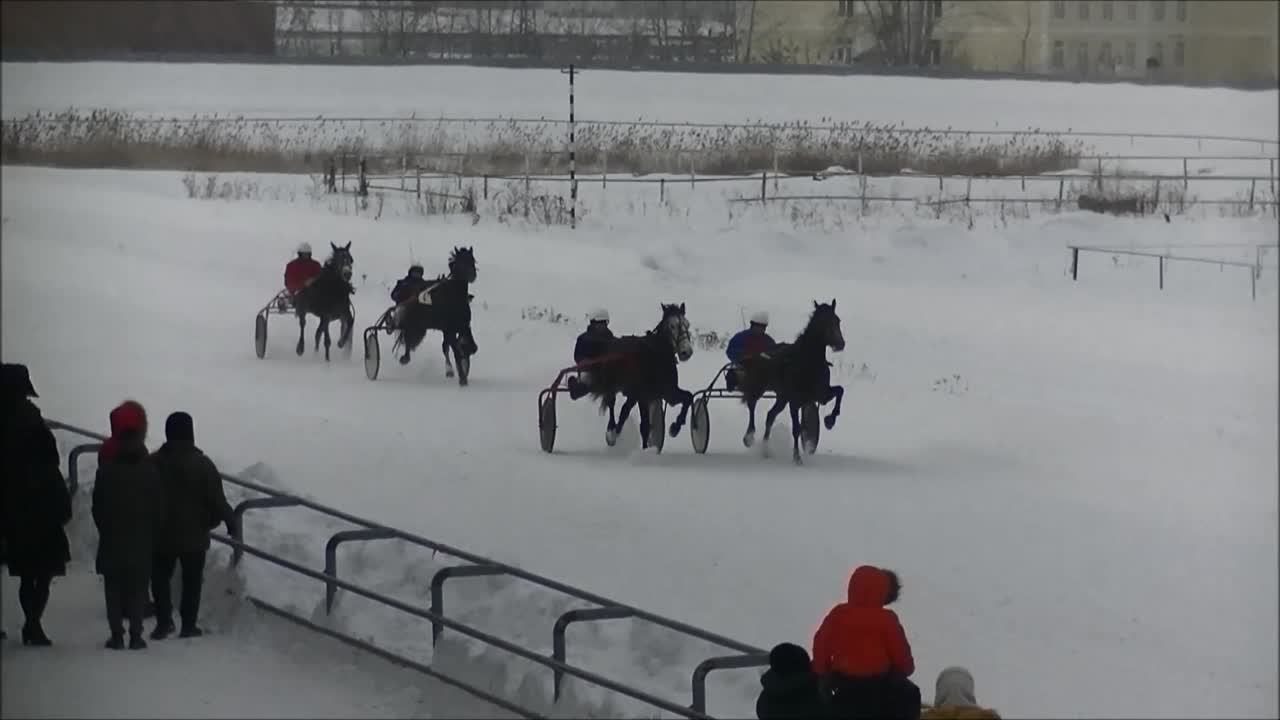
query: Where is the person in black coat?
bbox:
[92,401,164,650]
[2,363,72,646]
[149,412,234,640]
[757,643,829,719]
[567,309,616,400]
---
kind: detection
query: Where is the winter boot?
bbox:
[129,634,147,650]
[105,634,125,650]
[151,620,175,640]
[567,377,587,400]
[178,626,204,639]
[22,623,52,646]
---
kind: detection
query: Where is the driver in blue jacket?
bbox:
[389,264,431,329]
[568,308,615,400]
[725,311,776,391]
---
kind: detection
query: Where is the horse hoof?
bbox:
[743,431,755,448]
[459,377,468,387]
[295,344,304,357]
[399,355,410,366]
[793,453,804,466]
[446,369,455,378]
[668,423,681,438]
[824,415,837,430]
[606,429,618,447]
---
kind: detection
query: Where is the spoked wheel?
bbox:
[801,403,821,455]
[363,329,380,381]
[254,313,268,359]
[648,401,667,453]
[538,394,557,453]
[690,397,710,454]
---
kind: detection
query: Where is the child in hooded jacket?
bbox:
[811,565,920,719]
[756,643,828,719]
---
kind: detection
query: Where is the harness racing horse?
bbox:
[737,300,845,464]
[587,303,695,450]
[393,246,478,386]
[294,242,355,362]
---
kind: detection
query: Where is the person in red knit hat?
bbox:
[812,565,921,719]
[98,400,147,464]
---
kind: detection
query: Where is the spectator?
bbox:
[2,363,71,646]
[921,667,1001,720]
[98,400,147,464]
[92,400,163,650]
[149,411,233,640]
[756,642,828,719]
[812,565,921,719]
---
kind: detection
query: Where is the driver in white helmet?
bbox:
[568,308,615,400]
[725,310,776,391]
[284,242,323,296]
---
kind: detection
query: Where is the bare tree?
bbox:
[859,0,940,66]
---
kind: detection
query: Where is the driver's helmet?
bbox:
[408,263,425,278]
[297,241,313,257]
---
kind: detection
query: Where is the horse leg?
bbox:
[451,338,468,387]
[322,319,333,362]
[313,321,323,354]
[296,313,306,356]
[789,401,804,465]
[612,396,637,442]
[762,396,788,441]
[637,397,652,450]
[743,396,759,448]
[667,388,694,438]
[442,333,456,378]
[606,393,618,429]
[823,385,845,430]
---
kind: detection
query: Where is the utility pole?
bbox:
[560,63,578,229]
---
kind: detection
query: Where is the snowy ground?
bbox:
[1,546,511,718]
[2,162,1276,719]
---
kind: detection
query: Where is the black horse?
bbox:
[393,246,478,386]
[294,242,355,362]
[737,300,846,464]
[587,303,695,450]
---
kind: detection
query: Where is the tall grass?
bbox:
[2,109,1087,176]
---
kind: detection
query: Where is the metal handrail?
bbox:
[48,419,767,717]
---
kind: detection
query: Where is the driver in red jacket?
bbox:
[284,242,323,297]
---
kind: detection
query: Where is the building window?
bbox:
[929,0,943,18]
[1079,1,1090,20]
[1102,1,1114,20]
[1152,1,1165,21]
[1173,36,1184,66]
[928,39,942,65]
[1151,39,1164,65]
[1125,39,1136,67]
[1052,39,1065,68]
[1175,0,1187,21]
[1053,1,1066,19]
[1076,41,1090,74]
[1100,40,1113,67]
[838,0,855,17]
[1127,2,1137,20]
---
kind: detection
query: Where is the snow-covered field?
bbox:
[2,62,1278,719]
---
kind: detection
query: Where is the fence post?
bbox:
[937,174,943,192]
[1249,179,1256,212]
[1251,265,1257,301]
[1154,178,1161,209]
[1056,178,1064,211]
[964,178,972,208]
[1095,157,1103,191]
[1182,157,1189,189]
[856,151,863,176]
[772,150,779,192]
[1070,247,1079,281]
[1021,174,1026,192]
[760,171,766,202]
[860,175,868,215]
[415,167,421,200]
[602,150,608,189]
[400,155,406,191]
[689,154,695,189]
[483,174,488,200]
[340,153,347,193]
[660,177,666,204]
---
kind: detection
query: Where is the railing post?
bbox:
[1159,255,1164,290]
[230,497,303,565]
[689,654,770,715]
[760,171,766,203]
[1070,247,1080,281]
[324,528,398,614]
[429,564,507,645]
[66,443,102,496]
[1182,157,1188,189]
[551,607,635,701]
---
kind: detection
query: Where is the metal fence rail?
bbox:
[46,419,769,719]
[1068,244,1268,299]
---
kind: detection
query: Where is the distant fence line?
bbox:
[8,112,1278,148]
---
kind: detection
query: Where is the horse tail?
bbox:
[401,321,428,353]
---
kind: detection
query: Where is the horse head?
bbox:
[449,246,477,284]
[659,302,693,362]
[328,241,354,282]
[809,299,845,352]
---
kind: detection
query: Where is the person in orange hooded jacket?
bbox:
[812,565,921,719]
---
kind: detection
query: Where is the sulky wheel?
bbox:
[363,329,380,381]
[648,400,666,454]
[254,313,268,359]
[690,397,710,454]
[801,403,821,455]
[538,394,557,453]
